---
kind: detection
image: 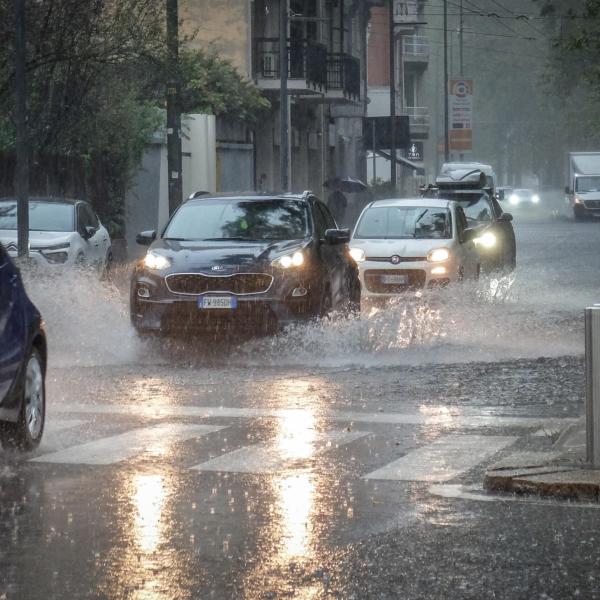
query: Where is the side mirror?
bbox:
[136,230,156,246]
[82,226,97,240]
[462,228,479,243]
[499,213,513,223]
[324,228,350,245]
[565,186,571,195]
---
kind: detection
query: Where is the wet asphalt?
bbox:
[2,206,600,599]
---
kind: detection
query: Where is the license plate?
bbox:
[381,274,408,285]
[198,296,237,309]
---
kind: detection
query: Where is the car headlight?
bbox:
[427,248,450,262]
[349,247,365,263]
[574,196,583,205]
[36,243,71,264]
[272,250,305,269]
[532,194,540,204]
[474,231,497,248]
[509,194,519,205]
[144,251,171,270]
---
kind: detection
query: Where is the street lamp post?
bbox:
[280,0,290,192]
[389,0,397,189]
[443,0,450,162]
[166,0,183,215]
[14,0,29,257]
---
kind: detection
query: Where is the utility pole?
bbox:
[14,0,29,257]
[279,0,290,192]
[389,0,397,189]
[459,0,464,76]
[166,0,183,215]
[443,0,450,162]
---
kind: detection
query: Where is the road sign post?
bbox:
[585,306,600,467]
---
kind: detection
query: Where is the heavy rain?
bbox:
[2,1,600,599]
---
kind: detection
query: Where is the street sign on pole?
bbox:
[449,78,473,152]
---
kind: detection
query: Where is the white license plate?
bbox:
[381,274,408,285]
[198,296,237,309]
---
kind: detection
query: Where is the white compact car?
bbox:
[349,199,480,299]
[0,197,112,273]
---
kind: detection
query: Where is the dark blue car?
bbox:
[0,243,47,450]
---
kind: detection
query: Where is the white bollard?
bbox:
[585,306,600,467]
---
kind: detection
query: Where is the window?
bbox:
[164,199,309,241]
[354,206,452,240]
[0,201,75,232]
[316,201,337,229]
[312,202,328,238]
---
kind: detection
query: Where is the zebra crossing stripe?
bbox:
[190,430,369,474]
[363,434,517,482]
[55,403,573,429]
[30,423,226,465]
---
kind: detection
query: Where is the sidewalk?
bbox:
[484,417,600,501]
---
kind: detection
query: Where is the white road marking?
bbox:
[30,423,226,465]
[191,430,369,474]
[54,403,574,429]
[363,434,517,482]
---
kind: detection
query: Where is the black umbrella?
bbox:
[324,176,368,194]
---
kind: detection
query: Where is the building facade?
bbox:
[181,0,376,205]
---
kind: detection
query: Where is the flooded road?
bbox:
[2,213,600,599]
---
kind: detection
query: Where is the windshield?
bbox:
[354,206,452,240]
[441,194,493,225]
[163,199,309,241]
[0,201,75,232]
[575,176,600,193]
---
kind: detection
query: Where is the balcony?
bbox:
[327,53,361,103]
[402,36,430,65]
[253,38,327,95]
[400,106,430,136]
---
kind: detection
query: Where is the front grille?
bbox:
[364,269,426,293]
[366,256,426,263]
[584,200,600,209]
[166,273,273,296]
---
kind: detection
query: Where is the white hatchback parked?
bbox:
[349,199,480,299]
[0,197,112,273]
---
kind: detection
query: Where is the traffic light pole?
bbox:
[14,0,29,257]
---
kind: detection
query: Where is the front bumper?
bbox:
[574,200,600,217]
[130,269,322,335]
[357,260,457,299]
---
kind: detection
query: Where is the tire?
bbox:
[0,347,46,451]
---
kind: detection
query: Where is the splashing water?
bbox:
[22,264,141,368]
[21,257,590,369]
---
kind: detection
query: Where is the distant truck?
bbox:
[566,152,600,220]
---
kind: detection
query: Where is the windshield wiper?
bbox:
[162,237,186,241]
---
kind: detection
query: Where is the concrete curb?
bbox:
[483,417,600,502]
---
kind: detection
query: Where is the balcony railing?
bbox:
[327,53,361,101]
[400,106,430,133]
[402,36,430,62]
[253,37,327,92]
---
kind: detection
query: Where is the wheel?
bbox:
[0,347,45,451]
[574,208,586,221]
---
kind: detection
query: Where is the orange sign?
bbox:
[449,79,473,151]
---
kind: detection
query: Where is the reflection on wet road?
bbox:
[1,216,599,598]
